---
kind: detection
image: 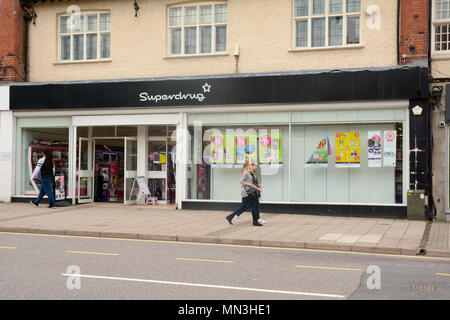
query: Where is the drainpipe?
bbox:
[23,16,29,81]
[397,0,401,65]
[428,0,436,220]
[428,0,432,72]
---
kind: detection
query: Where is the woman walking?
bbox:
[226,159,263,226]
[238,161,266,224]
[30,148,56,209]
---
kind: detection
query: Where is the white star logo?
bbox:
[202,83,211,93]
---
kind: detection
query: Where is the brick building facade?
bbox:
[0,0,26,82]
[399,0,430,65]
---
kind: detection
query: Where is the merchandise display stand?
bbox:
[132,176,157,206]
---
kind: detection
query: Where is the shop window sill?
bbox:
[54,59,112,65]
[289,44,364,53]
[431,53,450,61]
[163,53,230,59]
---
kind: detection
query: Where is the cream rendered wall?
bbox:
[29,0,398,82]
[432,60,450,79]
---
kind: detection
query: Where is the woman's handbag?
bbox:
[247,189,258,199]
[247,172,260,199]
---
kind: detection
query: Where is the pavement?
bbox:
[0,202,449,258]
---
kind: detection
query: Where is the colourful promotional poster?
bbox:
[235,135,257,164]
[305,134,331,167]
[383,130,397,167]
[225,134,235,165]
[259,133,283,164]
[335,131,361,168]
[335,132,348,166]
[347,131,361,166]
[235,135,247,164]
[211,135,225,164]
[55,175,65,200]
[247,135,258,163]
[368,131,382,167]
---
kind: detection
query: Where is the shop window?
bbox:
[186,122,403,205]
[77,126,89,138]
[92,126,115,137]
[168,2,227,56]
[290,124,403,204]
[186,126,289,202]
[21,128,69,197]
[148,125,176,137]
[59,12,111,62]
[116,126,138,137]
[433,0,450,53]
[293,0,361,49]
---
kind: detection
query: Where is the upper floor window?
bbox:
[433,0,450,52]
[168,2,227,56]
[293,0,361,49]
[59,12,111,62]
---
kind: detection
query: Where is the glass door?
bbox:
[124,137,138,205]
[77,137,95,204]
[148,138,168,204]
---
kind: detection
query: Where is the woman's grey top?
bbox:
[240,171,255,198]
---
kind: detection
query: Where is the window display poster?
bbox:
[225,134,235,165]
[383,130,397,167]
[160,153,166,164]
[211,135,225,164]
[368,131,382,167]
[335,132,348,166]
[335,132,360,168]
[259,133,283,164]
[55,175,65,200]
[305,134,331,167]
[348,131,361,166]
[235,134,257,164]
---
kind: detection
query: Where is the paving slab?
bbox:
[0,202,444,258]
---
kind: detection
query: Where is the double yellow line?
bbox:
[296,265,362,272]
[65,250,119,256]
[176,257,234,264]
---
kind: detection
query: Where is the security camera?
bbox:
[440,121,446,128]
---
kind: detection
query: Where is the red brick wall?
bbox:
[399,0,429,65]
[0,0,26,82]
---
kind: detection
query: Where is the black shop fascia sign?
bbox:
[10,67,429,110]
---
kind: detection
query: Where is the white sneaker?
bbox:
[234,216,240,223]
[258,218,266,224]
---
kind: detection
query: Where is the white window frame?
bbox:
[432,0,450,59]
[292,0,361,50]
[58,11,111,63]
[167,2,228,57]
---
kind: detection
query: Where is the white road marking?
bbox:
[61,273,345,299]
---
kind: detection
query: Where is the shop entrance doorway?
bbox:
[73,120,180,207]
[77,136,137,205]
[94,139,124,203]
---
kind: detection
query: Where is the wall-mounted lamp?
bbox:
[431,85,443,105]
[365,4,378,15]
[365,4,381,30]
[134,0,140,17]
[412,105,423,116]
